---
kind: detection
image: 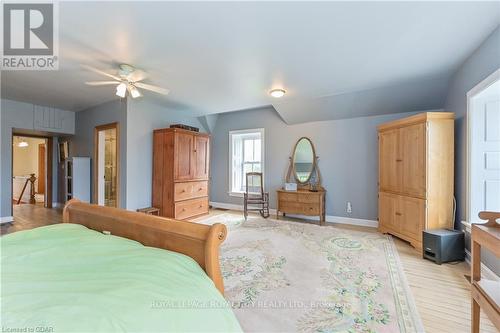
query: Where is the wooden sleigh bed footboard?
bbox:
[63,199,227,294]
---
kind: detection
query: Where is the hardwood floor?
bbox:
[1,203,63,236]
[394,238,498,333]
[2,204,497,333]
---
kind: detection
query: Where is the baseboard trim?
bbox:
[0,216,14,224]
[325,215,378,228]
[209,201,246,212]
[209,201,378,228]
[464,249,500,282]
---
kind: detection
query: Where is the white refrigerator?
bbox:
[72,157,91,203]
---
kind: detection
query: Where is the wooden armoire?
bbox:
[152,128,210,220]
[378,112,454,249]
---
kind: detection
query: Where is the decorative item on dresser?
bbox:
[471,211,500,333]
[170,124,199,132]
[378,112,454,250]
[152,128,210,220]
[277,137,326,225]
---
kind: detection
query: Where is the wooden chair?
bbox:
[243,172,270,219]
[471,211,500,333]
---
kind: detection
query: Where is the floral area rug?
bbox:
[198,213,424,333]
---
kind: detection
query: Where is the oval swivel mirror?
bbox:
[293,138,315,184]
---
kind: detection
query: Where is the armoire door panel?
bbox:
[379,129,400,192]
[399,196,425,242]
[194,136,209,180]
[174,133,194,181]
[379,192,400,232]
[400,123,426,198]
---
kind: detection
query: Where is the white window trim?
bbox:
[228,128,265,197]
[465,68,500,224]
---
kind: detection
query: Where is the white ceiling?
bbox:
[2,2,499,122]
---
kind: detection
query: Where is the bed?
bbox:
[1,199,242,332]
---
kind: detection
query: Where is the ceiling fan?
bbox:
[83,64,169,99]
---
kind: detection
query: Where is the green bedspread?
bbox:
[1,224,242,333]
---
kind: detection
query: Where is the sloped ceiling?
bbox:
[198,114,219,133]
[274,75,450,124]
[1,2,499,124]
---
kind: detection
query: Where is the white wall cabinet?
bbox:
[34,105,75,134]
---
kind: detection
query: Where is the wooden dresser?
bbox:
[152,128,210,220]
[276,188,326,225]
[378,112,454,249]
[471,212,500,333]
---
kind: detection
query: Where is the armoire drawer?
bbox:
[175,197,209,220]
[174,181,208,202]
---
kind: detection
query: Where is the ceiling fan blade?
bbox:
[128,69,148,82]
[85,81,120,86]
[135,82,170,95]
[81,64,121,81]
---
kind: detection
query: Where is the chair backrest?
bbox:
[246,172,264,196]
[478,211,500,227]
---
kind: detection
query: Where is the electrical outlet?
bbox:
[346,202,352,214]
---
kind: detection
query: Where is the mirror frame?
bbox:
[292,137,317,185]
[285,137,322,188]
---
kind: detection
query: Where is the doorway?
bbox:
[11,135,53,209]
[467,70,500,222]
[94,123,119,207]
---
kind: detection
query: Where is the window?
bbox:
[229,129,264,195]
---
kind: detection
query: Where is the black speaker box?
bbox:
[422,229,465,265]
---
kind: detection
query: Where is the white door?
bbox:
[469,80,500,222]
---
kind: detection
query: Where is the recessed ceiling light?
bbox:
[18,141,29,148]
[269,88,286,98]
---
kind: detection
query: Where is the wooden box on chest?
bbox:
[152,128,210,220]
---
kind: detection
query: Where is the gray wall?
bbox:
[444,25,500,274]
[125,99,205,211]
[210,106,420,220]
[70,99,128,208]
[445,25,500,226]
[0,99,61,219]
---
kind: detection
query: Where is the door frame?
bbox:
[93,122,120,207]
[466,68,500,222]
[10,133,53,209]
[38,143,46,194]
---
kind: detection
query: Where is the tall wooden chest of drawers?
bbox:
[152,128,210,220]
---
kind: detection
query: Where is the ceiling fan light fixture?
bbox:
[82,64,168,99]
[116,82,127,98]
[129,85,142,98]
[269,88,286,98]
